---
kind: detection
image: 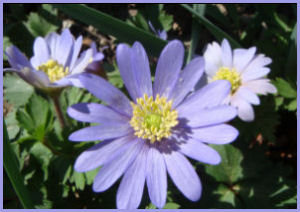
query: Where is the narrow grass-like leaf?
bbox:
[181,4,241,48]
[285,23,296,78]
[3,120,34,209]
[53,4,167,57]
[187,4,206,63]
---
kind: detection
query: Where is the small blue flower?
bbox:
[68,40,238,209]
[204,39,277,121]
[5,28,103,92]
[149,21,167,40]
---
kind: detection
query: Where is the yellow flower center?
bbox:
[213,67,241,94]
[130,94,178,143]
[37,59,69,82]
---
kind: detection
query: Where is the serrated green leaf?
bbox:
[275,96,284,110]
[205,144,243,184]
[16,110,35,133]
[274,78,297,99]
[3,36,12,60]
[158,10,173,31]
[17,95,53,140]
[72,171,86,190]
[286,99,297,111]
[24,12,58,37]
[30,143,53,181]
[6,109,20,140]
[163,202,180,209]
[4,74,34,107]
[146,203,157,209]
[214,184,236,207]
[26,95,50,127]
[85,168,99,185]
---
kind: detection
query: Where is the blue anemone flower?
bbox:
[68,40,239,209]
[5,28,104,92]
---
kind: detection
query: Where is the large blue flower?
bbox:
[68,40,238,209]
[5,28,103,92]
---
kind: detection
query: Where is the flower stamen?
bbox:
[213,67,241,94]
[37,59,69,82]
[130,94,178,143]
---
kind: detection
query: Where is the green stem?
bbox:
[3,120,35,209]
[52,95,66,129]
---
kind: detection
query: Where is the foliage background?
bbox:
[3,3,297,209]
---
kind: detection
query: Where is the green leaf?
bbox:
[273,11,292,32]
[51,157,72,184]
[85,168,99,185]
[130,12,150,31]
[187,4,206,62]
[24,12,58,37]
[6,109,20,140]
[158,9,173,31]
[214,184,237,207]
[71,171,86,190]
[4,73,34,107]
[3,120,35,209]
[286,99,297,111]
[181,4,241,48]
[16,110,35,133]
[163,202,180,209]
[53,4,167,57]
[106,63,124,88]
[16,95,53,140]
[285,23,297,78]
[205,144,243,184]
[30,143,53,181]
[145,203,157,209]
[273,78,297,99]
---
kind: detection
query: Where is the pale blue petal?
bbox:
[146,146,167,208]
[31,37,50,67]
[5,46,32,69]
[71,49,93,74]
[178,138,221,165]
[69,36,83,70]
[45,32,59,59]
[233,47,256,72]
[117,144,148,209]
[78,73,132,116]
[179,105,237,128]
[153,40,184,98]
[55,28,74,66]
[164,151,202,201]
[231,97,254,122]
[170,57,205,107]
[242,67,270,82]
[92,139,144,192]
[221,39,232,68]
[69,124,132,142]
[67,102,129,124]
[74,134,136,172]
[191,124,239,144]
[236,87,260,105]
[177,80,231,111]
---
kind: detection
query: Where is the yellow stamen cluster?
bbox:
[213,67,242,94]
[37,59,69,82]
[130,94,178,143]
